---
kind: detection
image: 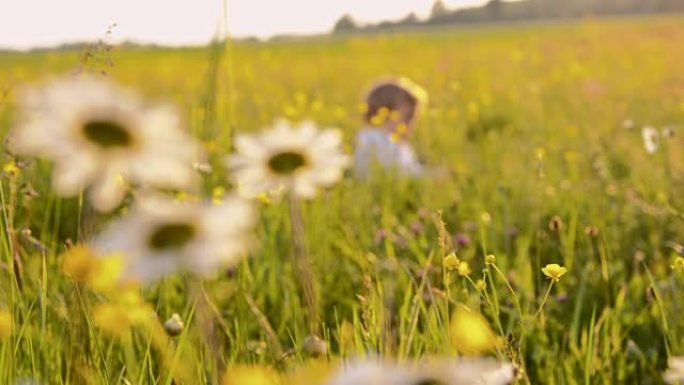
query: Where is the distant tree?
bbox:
[430,0,450,19]
[399,12,420,25]
[485,0,504,18]
[333,14,359,33]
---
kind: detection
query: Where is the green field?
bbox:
[1,14,684,384]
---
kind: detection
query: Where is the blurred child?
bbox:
[354,77,428,178]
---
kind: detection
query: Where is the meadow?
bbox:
[0,14,684,384]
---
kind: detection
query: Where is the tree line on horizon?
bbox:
[333,0,684,33]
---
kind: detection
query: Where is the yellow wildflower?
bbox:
[283,360,334,385]
[443,253,460,270]
[480,211,492,225]
[0,310,13,339]
[212,186,226,205]
[671,257,684,272]
[92,300,153,337]
[175,191,189,201]
[204,140,218,153]
[485,254,496,265]
[450,305,498,356]
[457,261,471,277]
[370,114,385,126]
[3,161,20,177]
[223,365,280,385]
[542,264,568,282]
[389,110,402,122]
[61,246,124,293]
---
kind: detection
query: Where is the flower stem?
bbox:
[491,264,524,321]
[188,279,223,382]
[287,195,320,336]
[533,281,555,319]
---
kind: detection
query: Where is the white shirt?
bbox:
[354,127,423,178]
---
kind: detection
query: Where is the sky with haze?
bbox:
[0,0,486,49]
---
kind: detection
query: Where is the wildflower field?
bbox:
[1,14,684,384]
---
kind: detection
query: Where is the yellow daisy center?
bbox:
[148,223,196,251]
[267,151,307,175]
[82,120,133,149]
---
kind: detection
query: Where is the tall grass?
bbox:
[0,14,683,384]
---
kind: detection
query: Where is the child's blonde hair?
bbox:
[363,77,427,125]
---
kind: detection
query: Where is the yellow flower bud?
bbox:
[164,313,185,337]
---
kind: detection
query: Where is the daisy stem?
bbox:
[189,280,223,381]
[287,194,321,337]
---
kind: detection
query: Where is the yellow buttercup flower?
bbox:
[3,161,20,177]
[370,114,386,126]
[61,245,125,293]
[204,140,218,153]
[457,261,471,277]
[443,253,460,270]
[92,300,153,337]
[485,254,496,265]
[395,123,408,136]
[0,310,13,339]
[283,359,334,385]
[671,257,684,272]
[542,264,568,282]
[377,106,390,118]
[480,211,492,225]
[175,191,189,202]
[450,305,498,356]
[389,110,403,122]
[212,186,226,205]
[256,192,273,205]
[222,365,280,385]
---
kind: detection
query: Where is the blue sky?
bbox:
[0,0,486,49]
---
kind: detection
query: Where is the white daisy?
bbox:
[325,360,413,385]
[226,120,350,199]
[665,356,684,384]
[418,359,516,385]
[91,194,254,283]
[641,126,660,154]
[9,75,200,212]
[325,358,515,385]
